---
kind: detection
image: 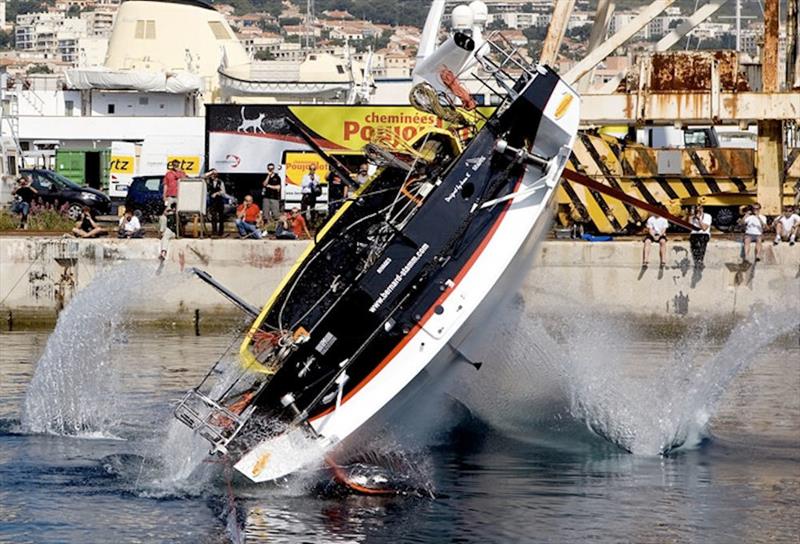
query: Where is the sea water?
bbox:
[0,273,798,542]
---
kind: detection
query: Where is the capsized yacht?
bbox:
[174,33,580,483]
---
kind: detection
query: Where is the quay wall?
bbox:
[0,237,797,327]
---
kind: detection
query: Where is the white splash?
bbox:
[564,306,798,455]
[21,262,160,436]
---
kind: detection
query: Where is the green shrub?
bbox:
[0,206,74,232]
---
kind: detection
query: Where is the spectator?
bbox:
[72,206,105,238]
[688,205,712,267]
[204,169,226,237]
[274,213,297,240]
[118,209,143,238]
[327,171,348,216]
[262,163,282,224]
[11,176,37,229]
[159,202,177,259]
[290,207,311,240]
[235,195,262,239]
[773,206,800,246]
[642,212,668,268]
[163,160,186,207]
[355,163,370,186]
[300,164,320,223]
[741,203,767,262]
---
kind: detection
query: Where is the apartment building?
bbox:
[15,12,89,63]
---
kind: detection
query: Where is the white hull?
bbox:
[234,77,580,483]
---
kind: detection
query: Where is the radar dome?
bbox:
[469,1,489,25]
[451,4,474,30]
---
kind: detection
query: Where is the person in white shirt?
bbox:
[118,209,143,239]
[643,213,669,268]
[741,203,767,262]
[688,205,712,267]
[300,164,320,223]
[773,206,800,246]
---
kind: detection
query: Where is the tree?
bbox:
[280,17,302,26]
[487,18,507,31]
[66,5,81,17]
[0,29,12,50]
[254,49,275,60]
[27,64,53,74]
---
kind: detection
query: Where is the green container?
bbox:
[55,148,111,190]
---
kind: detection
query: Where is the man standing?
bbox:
[741,203,767,262]
[773,206,800,246]
[235,195,262,239]
[300,164,320,223]
[642,212,669,268]
[262,163,282,224]
[11,176,37,229]
[204,169,226,237]
[688,205,712,267]
[163,160,186,207]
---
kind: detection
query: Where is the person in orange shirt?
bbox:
[235,195,263,239]
[290,207,311,240]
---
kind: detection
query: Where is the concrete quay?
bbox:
[0,236,797,328]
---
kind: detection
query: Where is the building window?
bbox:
[135,20,156,39]
[208,21,231,40]
[138,97,149,105]
[65,100,74,116]
[336,65,345,74]
[107,104,115,114]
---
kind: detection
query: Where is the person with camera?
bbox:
[72,206,105,238]
[11,176,37,229]
[204,169,226,237]
[262,163,282,225]
[688,205,712,268]
[300,164,321,224]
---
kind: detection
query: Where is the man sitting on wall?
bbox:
[118,209,144,238]
[642,212,668,268]
[290,207,311,240]
[235,195,262,239]
[72,206,106,238]
[773,206,800,246]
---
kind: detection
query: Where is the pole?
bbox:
[757,0,784,215]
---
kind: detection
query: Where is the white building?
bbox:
[80,8,116,38]
[15,12,89,63]
[0,1,8,31]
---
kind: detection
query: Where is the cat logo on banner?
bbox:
[167,156,201,175]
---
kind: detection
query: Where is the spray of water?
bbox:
[563,306,799,455]
[21,262,160,436]
[451,298,798,457]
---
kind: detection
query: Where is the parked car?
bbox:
[19,169,112,220]
[124,175,238,221]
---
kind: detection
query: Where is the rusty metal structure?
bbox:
[539,0,800,232]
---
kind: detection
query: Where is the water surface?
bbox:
[1,316,798,543]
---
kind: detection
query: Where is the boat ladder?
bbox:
[174,388,257,455]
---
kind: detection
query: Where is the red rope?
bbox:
[440,67,477,110]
